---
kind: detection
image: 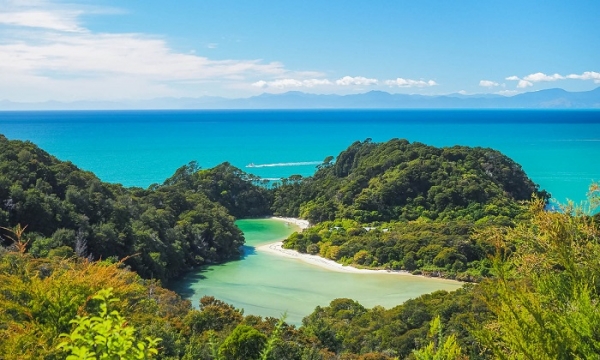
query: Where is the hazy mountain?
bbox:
[1,87,599,110]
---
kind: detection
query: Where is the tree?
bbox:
[413,316,464,360]
[57,288,161,359]
[476,191,600,359]
[218,325,266,360]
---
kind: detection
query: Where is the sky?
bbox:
[0,0,599,102]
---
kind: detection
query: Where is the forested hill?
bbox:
[164,161,271,218]
[0,135,251,283]
[272,138,548,224]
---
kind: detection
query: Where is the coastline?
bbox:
[259,217,460,283]
[268,216,310,231]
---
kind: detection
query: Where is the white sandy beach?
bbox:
[260,217,444,278]
[268,216,310,230]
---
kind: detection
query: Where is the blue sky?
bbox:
[1,0,599,101]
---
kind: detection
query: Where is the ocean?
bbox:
[1,109,599,204]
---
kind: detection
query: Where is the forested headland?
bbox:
[1,133,599,359]
[0,135,274,283]
[275,138,548,280]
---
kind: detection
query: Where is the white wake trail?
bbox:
[246,161,322,168]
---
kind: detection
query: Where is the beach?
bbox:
[268,216,310,231]
[261,217,435,278]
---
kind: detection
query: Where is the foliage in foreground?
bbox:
[57,288,161,359]
[476,193,600,359]
[413,316,464,360]
[302,287,489,359]
[3,190,600,359]
[0,245,329,359]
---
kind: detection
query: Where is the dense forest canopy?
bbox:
[3,133,598,359]
[0,135,256,283]
[2,194,598,359]
[271,138,548,223]
[0,135,549,282]
[274,138,548,279]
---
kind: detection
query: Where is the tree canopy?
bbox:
[0,135,252,283]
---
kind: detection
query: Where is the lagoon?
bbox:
[172,218,461,325]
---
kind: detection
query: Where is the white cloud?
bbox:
[496,90,519,96]
[567,71,600,83]
[335,76,378,86]
[506,71,600,89]
[506,73,562,88]
[0,0,86,32]
[523,72,564,82]
[252,78,331,89]
[0,9,84,31]
[251,80,268,88]
[384,78,437,87]
[0,0,321,101]
[0,32,286,80]
[517,80,533,88]
[479,80,499,87]
[207,43,218,49]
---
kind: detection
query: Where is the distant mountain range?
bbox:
[2,87,600,110]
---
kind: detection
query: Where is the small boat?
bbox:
[246,163,256,168]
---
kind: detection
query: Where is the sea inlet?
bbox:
[172,218,461,325]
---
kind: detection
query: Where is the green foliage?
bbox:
[271,138,546,223]
[284,220,494,280]
[190,162,272,218]
[57,288,161,359]
[476,194,600,359]
[0,246,190,359]
[413,316,463,360]
[301,287,489,359]
[218,324,267,359]
[184,296,244,333]
[0,135,246,283]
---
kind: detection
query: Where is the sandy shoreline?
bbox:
[268,216,310,230]
[258,241,422,276]
[260,217,459,282]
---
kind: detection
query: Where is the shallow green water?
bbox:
[172,219,462,325]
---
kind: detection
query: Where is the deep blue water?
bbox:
[1,109,599,204]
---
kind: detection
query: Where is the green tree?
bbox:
[413,316,464,360]
[57,288,161,360]
[476,193,600,359]
[218,324,266,360]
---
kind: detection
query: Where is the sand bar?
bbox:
[260,217,460,282]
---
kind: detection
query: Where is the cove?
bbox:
[172,219,462,325]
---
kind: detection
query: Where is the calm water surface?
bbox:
[172,219,461,325]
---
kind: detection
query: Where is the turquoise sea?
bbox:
[2,109,600,323]
[1,109,599,204]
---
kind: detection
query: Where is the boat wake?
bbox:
[246,161,322,168]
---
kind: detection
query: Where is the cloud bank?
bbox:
[251,75,438,90]
[384,78,438,87]
[0,0,308,100]
[505,71,600,88]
